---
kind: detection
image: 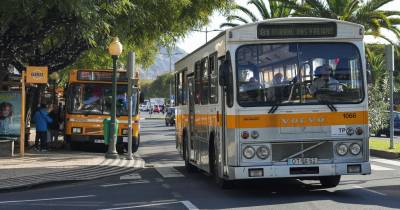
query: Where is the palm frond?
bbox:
[236,5,259,22]
[248,0,270,19]
[220,22,239,28]
[226,15,250,24]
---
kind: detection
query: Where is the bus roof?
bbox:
[175,17,363,67]
[69,69,129,83]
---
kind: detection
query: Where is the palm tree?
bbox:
[220,0,295,28]
[286,0,400,44]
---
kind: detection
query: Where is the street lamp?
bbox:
[192,28,223,42]
[106,37,123,159]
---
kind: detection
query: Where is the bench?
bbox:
[0,137,17,157]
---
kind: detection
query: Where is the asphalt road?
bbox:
[1,119,400,210]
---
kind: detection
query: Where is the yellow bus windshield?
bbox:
[66,83,138,116]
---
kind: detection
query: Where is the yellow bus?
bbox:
[65,69,140,153]
[175,17,370,188]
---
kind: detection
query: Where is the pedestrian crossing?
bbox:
[0,158,145,191]
[370,157,400,171]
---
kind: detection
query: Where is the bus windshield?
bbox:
[236,43,364,107]
[67,84,138,116]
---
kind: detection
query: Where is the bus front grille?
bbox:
[271,141,333,162]
[84,127,103,135]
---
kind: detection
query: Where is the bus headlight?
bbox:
[256,146,270,159]
[251,131,259,139]
[243,146,255,159]
[336,143,348,156]
[72,127,82,134]
[349,143,361,155]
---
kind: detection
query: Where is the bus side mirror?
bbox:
[219,60,229,86]
[367,69,372,85]
[139,92,145,103]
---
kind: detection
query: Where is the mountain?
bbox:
[140,47,187,80]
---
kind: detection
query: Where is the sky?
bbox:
[177,0,400,53]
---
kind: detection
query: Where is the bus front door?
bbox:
[188,76,197,163]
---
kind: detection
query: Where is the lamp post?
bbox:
[106,37,123,159]
[192,28,223,42]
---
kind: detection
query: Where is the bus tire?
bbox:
[132,135,140,153]
[210,139,234,189]
[117,144,124,154]
[319,175,341,188]
[183,133,196,173]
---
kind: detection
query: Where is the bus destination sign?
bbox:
[257,22,337,39]
[77,70,128,82]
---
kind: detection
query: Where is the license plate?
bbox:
[123,137,128,143]
[288,158,318,165]
[94,139,104,143]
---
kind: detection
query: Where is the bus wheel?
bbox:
[183,135,196,173]
[116,144,124,154]
[211,141,233,189]
[132,135,140,153]
[319,175,341,188]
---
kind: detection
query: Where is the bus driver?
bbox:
[310,64,343,95]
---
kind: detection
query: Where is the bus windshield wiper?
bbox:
[323,101,337,112]
[268,104,279,114]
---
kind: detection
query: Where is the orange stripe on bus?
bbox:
[176,111,367,129]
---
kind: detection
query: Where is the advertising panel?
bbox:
[0,91,21,137]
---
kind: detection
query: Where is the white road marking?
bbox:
[155,166,184,178]
[181,200,199,210]
[98,201,180,210]
[0,195,96,204]
[120,173,141,180]
[371,164,395,171]
[100,180,150,187]
[353,185,387,196]
[161,183,171,189]
[372,158,400,167]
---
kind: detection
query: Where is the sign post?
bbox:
[385,45,395,149]
[127,52,135,160]
[20,71,26,157]
[24,66,48,157]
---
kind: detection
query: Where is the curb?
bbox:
[0,158,145,192]
[370,149,400,159]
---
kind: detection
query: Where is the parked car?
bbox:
[375,111,400,137]
[153,105,160,113]
[165,107,175,126]
[140,104,149,112]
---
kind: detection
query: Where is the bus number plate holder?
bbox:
[288,158,318,165]
[94,139,104,143]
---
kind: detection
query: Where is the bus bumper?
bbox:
[66,135,137,145]
[228,162,371,180]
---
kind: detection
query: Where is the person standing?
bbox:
[48,105,60,143]
[33,104,53,151]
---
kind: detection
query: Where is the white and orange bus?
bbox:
[64,69,141,153]
[175,17,370,188]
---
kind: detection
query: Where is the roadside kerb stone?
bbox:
[370,149,400,159]
[0,151,144,191]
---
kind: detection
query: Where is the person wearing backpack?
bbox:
[33,104,53,151]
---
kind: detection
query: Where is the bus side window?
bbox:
[209,53,218,104]
[225,52,234,107]
[201,57,209,105]
[194,61,201,104]
[175,73,179,106]
[181,71,186,105]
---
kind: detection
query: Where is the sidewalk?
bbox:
[0,150,144,191]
